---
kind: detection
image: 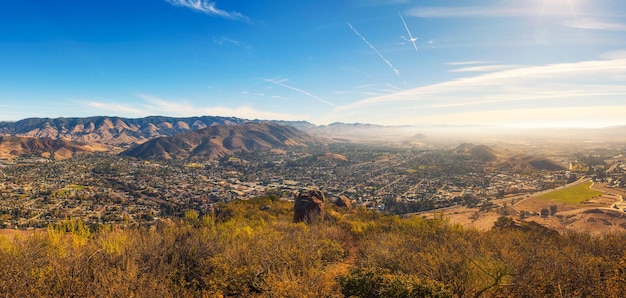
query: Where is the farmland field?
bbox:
[537,181,603,204]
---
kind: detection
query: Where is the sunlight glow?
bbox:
[540,0,578,17]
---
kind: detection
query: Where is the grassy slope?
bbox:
[1,197,626,297]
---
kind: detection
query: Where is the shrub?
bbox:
[338,267,452,298]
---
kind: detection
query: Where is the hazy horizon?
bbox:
[0,114,624,130]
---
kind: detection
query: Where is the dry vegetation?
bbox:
[1,197,626,297]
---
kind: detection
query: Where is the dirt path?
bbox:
[323,236,358,293]
[590,183,626,202]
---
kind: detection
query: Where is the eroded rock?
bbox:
[293,189,325,223]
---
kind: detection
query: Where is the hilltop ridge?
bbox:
[0,116,251,147]
[122,122,319,160]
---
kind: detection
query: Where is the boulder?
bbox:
[293,189,325,223]
[335,195,351,208]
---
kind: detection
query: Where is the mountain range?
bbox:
[0,116,425,158]
[0,116,247,147]
[121,122,318,161]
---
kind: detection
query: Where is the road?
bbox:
[375,176,405,195]
[400,179,424,197]
[605,162,620,174]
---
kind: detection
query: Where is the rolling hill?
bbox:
[454,143,565,172]
[121,122,319,160]
[0,136,104,160]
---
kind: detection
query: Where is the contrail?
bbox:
[262,78,335,107]
[348,23,400,76]
[399,12,418,52]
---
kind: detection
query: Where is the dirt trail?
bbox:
[322,237,358,293]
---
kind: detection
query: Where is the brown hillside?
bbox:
[0,116,248,149]
[0,136,101,160]
[122,122,318,160]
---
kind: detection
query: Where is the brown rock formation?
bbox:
[335,195,351,208]
[293,189,325,223]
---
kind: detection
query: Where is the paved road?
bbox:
[605,162,620,174]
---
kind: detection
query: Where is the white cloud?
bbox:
[85,95,310,122]
[391,106,626,128]
[407,1,591,19]
[601,50,626,59]
[407,6,542,18]
[356,0,410,7]
[262,78,335,106]
[86,101,151,117]
[446,61,487,66]
[342,57,626,108]
[324,55,626,127]
[448,64,522,73]
[213,36,241,46]
[563,18,626,31]
[165,0,250,22]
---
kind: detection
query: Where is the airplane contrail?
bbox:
[262,78,335,107]
[348,23,400,76]
[399,12,418,52]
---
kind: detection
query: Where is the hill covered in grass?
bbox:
[1,197,625,297]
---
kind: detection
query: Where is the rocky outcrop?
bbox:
[335,195,351,208]
[293,189,325,223]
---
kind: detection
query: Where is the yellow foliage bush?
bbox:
[0,201,625,297]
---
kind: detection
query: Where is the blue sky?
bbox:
[1,0,625,128]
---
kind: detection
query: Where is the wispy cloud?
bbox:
[563,19,626,31]
[398,13,418,52]
[392,105,626,128]
[262,78,335,106]
[350,57,626,106]
[601,50,626,60]
[242,90,287,100]
[165,0,250,22]
[86,101,150,116]
[348,23,400,76]
[407,6,540,18]
[407,3,586,19]
[448,64,522,73]
[356,0,410,7]
[333,83,400,97]
[213,36,241,46]
[446,61,486,66]
[86,95,308,121]
[325,55,626,126]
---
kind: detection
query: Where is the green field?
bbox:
[537,181,603,204]
[66,185,87,190]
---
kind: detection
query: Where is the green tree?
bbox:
[549,205,557,216]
